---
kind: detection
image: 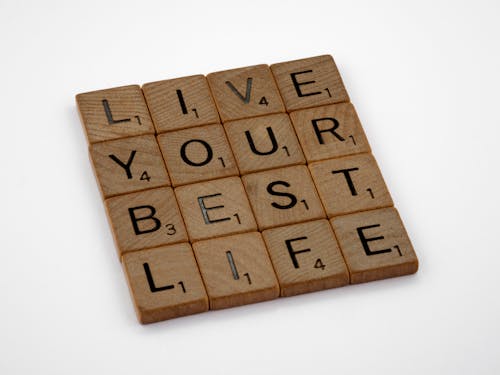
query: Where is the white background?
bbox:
[1,0,499,373]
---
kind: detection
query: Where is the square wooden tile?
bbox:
[289,102,371,162]
[207,64,285,122]
[330,207,418,284]
[242,165,326,230]
[105,187,188,256]
[157,123,238,186]
[142,75,220,133]
[76,85,155,143]
[262,220,349,297]
[224,113,306,174]
[309,153,393,217]
[122,243,208,324]
[270,55,349,112]
[174,177,257,241]
[192,232,279,310]
[90,134,170,198]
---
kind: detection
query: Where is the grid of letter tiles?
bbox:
[76,55,418,324]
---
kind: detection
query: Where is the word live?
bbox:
[76,55,418,324]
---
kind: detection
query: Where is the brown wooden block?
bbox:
[207,64,285,122]
[142,75,220,134]
[157,124,238,186]
[289,102,371,162]
[262,220,349,297]
[224,113,306,174]
[174,177,257,241]
[105,187,188,256]
[76,85,155,144]
[242,165,326,230]
[309,153,393,217]
[89,135,170,198]
[122,243,208,324]
[192,232,279,310]
[270,55,349,112]
[330,207,418,284]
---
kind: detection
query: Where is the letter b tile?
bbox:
[105,187,188,256]
[330,207,418,284]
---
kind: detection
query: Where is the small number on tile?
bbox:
[259,96,269,106]
[233,213,241,224]
[325,88,332,97]
[394,245,402,256]
[192,108,199,118]
[300,199,309,210]
[314,258,326,270]
[140,171,151,182]
[218,157,226,167]
[165,224,176,235]
[349,135,356,145]
[282,145,290,157]
[367,188,374,199]
[178,281,186,293]
[243,273,252,284]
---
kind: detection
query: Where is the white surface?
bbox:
[1,0,499,373]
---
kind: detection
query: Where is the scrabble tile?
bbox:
[175,177,257,241]
[330,207,418,284]
[192,232,279,310]
[142,75,220,133]
[76,85,155,143]
[224,113,306,174]
[89,134,170,198]
[270,55,349,112]
[262,220,349,297]
[157,123,238,186]
[207,64,285,122]
[309,153,393,217]
[105,187,188,256]
[289,102,371,162]
[122,243,208,324]
[242,165,326,230]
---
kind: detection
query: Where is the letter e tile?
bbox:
[192,232,279,310]
[105,187,188,256]
[330,207,418,284]
[270,55,349,111]
[122,243,208,324]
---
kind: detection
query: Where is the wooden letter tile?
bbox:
[262,220,349,297]
[76,85,155,143]
[330,207,418,284]
[207,64,285,122]
[224,113,306,174]
[242,165,326,230]
[174,177,257,241]
[309,153,393,217]
[142,75,220,133]
[289,103,371,162]
[192,232,279,310]
[105,187,188,256]
[157,124,238,186]
[270,55,349,112]
[122,243,208,324]
[90,134,170,198]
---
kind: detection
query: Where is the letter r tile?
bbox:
[105,187,188,256]
[271,55,350,112]
[207,64,285,122]
[76,85,155,143]
[122,243,208,324]
[174,177,257,241]
[330,207,418,284]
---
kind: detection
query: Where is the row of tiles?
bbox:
[106,158,393,256]
[77,55,350,144]
[124,209,418,324]
[91,102,371,198]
